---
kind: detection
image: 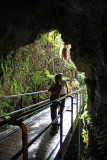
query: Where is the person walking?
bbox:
[47,75,61,134]
[58,73,68,114]
[71,78,79,91]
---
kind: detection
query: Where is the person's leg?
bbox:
[72,87,76,97]
[50,103,58,130]
[59,94,65,114]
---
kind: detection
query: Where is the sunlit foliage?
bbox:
[0,30,85,115]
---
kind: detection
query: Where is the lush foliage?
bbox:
[0,30,86,116]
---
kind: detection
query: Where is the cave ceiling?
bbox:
[0,0,107,77]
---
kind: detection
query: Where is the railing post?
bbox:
[7,119,28,160]
[38,93,40,102]
[80,92,81,112]
[60,98,63,160]
[21,96,23,108]
[21,122,28,160]
[71,96,73,132]
[77,118,81,160]
[77,93,78,117]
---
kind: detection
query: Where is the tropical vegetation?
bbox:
[0,30,86,115]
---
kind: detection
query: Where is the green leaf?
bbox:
[44,69,55,83]
[5,115,11,119]
[35,71,43,76]
[31,71,46,85]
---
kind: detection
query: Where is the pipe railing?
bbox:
[0,90,48,99]
[0,88,87,160]
[0,90,48,109]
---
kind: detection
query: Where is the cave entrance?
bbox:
[0,29,88,159]
[0,30,86,96]
[0,30,86,113]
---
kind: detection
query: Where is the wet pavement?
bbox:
[0,97,80,160]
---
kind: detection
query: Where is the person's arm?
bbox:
[48,86,52,92]
[46,85,53,95]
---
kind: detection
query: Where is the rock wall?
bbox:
[0,0,107,159]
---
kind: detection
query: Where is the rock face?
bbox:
[0,0,107,159]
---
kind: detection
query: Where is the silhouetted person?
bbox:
[47,75,61,134]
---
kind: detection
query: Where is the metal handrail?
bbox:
[0,91,73,119]
[0,88,84,119]
[0,99,50,119]
[0,90,48,99]
[0,88,87,160]
[0,90,48,110]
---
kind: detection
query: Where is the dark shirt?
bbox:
[48,83,61,99]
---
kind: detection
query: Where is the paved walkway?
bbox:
[0,97,79,160]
